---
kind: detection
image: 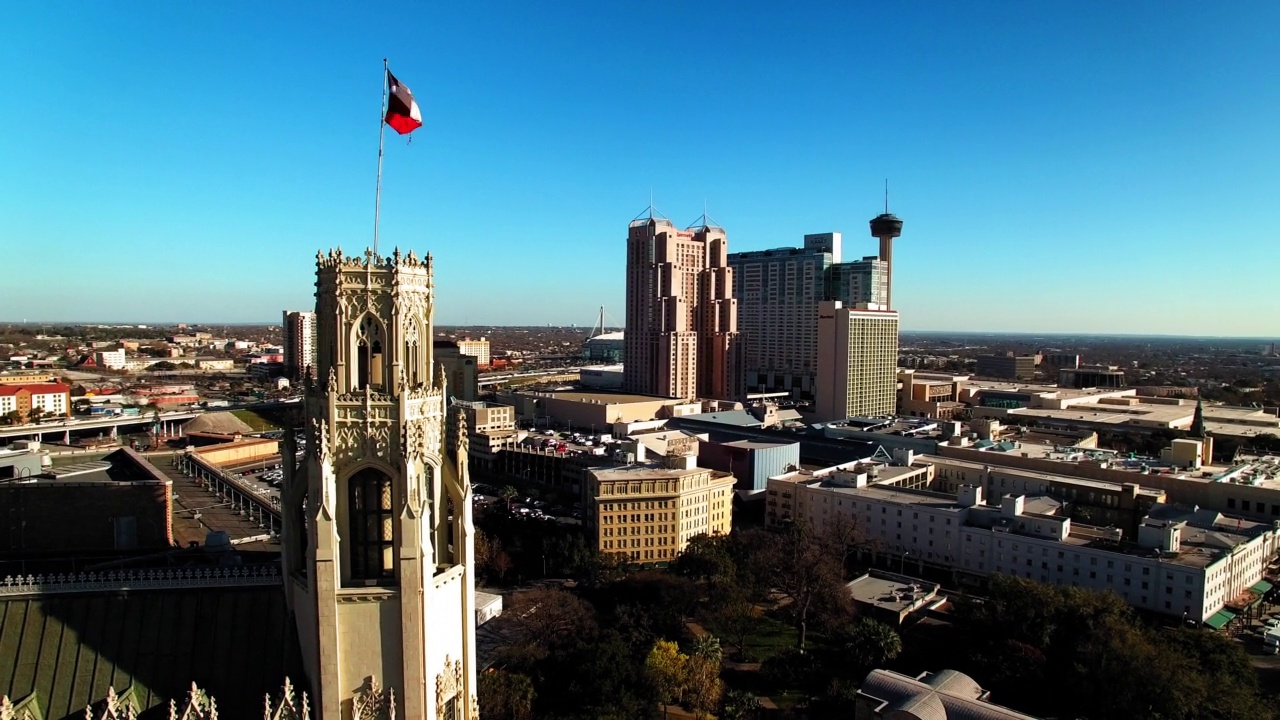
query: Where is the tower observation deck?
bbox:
[869,211,904,310]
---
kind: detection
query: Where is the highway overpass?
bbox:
[477,368,582,388]
[0,398,301,442]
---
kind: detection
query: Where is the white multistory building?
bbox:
[94,349,126,370]
[28,384,69,417]
[768,460,1280,624]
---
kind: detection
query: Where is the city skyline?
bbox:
[3,2,1278,335]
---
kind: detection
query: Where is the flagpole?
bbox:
[373,57,388,256]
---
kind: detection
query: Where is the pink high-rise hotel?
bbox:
[624,212,743,401]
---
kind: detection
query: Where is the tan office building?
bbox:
[623,212,742,401]
[814,300,899,422]
[586,439,735,562]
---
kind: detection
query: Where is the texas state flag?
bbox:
[384,71,423,135]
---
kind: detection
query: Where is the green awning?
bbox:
[1205,609,1237,630]
[1250,580,1274,594]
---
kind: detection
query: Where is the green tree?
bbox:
[720,689,762,720]
[690,634,722,665]
[545,532,596,577]
[839,618,902,673]
[709,591,756,659]
[477,670,535,720]
[599,571,699,647]
[645,639,688,718]
[500,485,519,511]
[684,654,723,720]
[672,533,737,584]
[751,521,845,651]
[953,575,1276,719]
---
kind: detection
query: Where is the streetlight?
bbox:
[901,551,910,575]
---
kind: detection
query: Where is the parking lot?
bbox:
[472,481,583,525]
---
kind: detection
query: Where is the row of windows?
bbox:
[1226,497,1280,516]
[603,524,675,537]
[983,568,1197,616]
[603,537,672,549]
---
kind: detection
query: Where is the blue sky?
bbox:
[2,1,1277,335]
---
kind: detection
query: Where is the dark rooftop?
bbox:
[0,585,299,720]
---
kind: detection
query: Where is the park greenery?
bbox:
[477,511,1280,719]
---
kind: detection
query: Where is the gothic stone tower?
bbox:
[282,247,478,720]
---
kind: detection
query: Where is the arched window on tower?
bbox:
[404,318,421,387]
[355,315,386,390]
[348,468,395,584]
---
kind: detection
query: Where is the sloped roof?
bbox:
[0,586,299,720]
[0,384,70,396]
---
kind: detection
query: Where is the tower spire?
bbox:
[884,178,889,214]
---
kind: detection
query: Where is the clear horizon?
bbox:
[1,318,1275,343]
[3,2,1277,335]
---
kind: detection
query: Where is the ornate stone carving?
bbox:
[318,246,431,272]
[334,425,361,463]
[352,677,396,720]
[264,677,310,720]
[470,694,479,719]
[1,565,280,597]
[405,471,422,520]
[455,410,470,458]
[434,656,465,717]
[311,417,330,463]
[84,686,139,720]
[402,418,424,463]
[0,696,22,720]
[365,421,394,458]
[170,683,217,720]
[327,366,337,394]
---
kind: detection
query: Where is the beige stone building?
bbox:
[454,400,515,434]
[586,437,735,562]
[281,247,479,719]
[455,336,490,367]
[498,389,703,429]
[814,300,899,422]
[452,400,519,471]
[623,211,742,400]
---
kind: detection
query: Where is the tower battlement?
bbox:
[315,246,433,272]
